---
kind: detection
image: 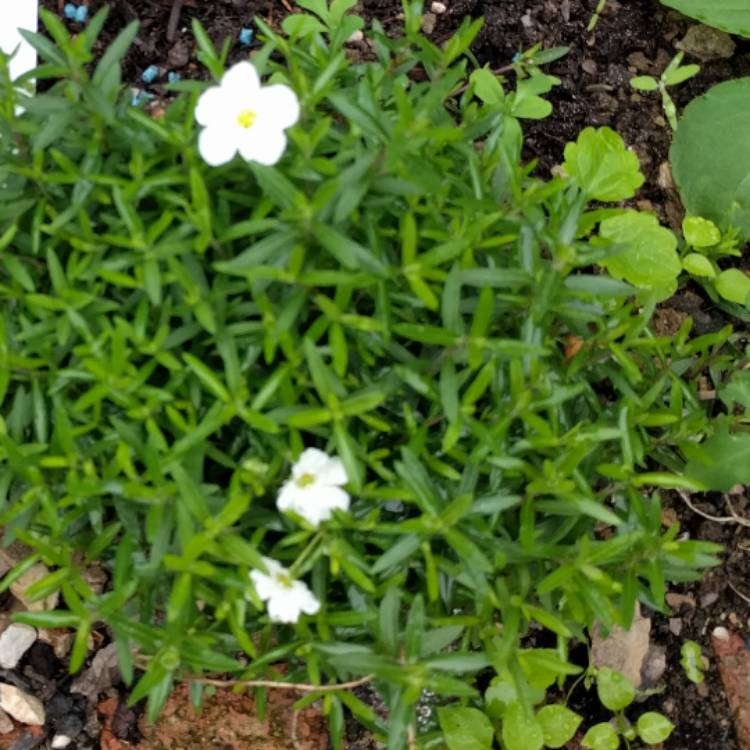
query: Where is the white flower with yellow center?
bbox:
[195,61,299,167]
[249,557,320,624]
[276,448,350,527]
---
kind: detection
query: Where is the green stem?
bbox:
[289,530,323,578]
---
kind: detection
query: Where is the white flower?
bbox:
[277,448,350,526]
[249,557,320,624]
[195,61,299,167]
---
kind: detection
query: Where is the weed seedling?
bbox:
[630,51,700,130]
[588,0,608,31]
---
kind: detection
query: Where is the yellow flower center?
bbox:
[236,108,257,129]
[275,573,293,588]
[295,473,316,488]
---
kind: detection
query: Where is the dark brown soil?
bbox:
[657,494,750,750]
[29,0,750,748]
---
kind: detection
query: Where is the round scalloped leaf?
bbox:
[671,78,750,239]
[636,712,674,744]
[660,0,750,38]
[682,253,716,278]
[716,268,750,305]
[536,705,583,749]
[596,667,635,712]
[563,127,644,202]
[598,212,680,299]
[582,722,620,750]
[683,216,721,248]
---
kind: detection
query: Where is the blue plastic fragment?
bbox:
[238,27,254,46]
[141,65,159,84]
[74,4,88,22]
[131,90,153,107]
[167,71,181,84]
[63,3,78,19]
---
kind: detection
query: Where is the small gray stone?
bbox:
[700,591,719,608]
[71,643,119,703]
[167,40,190,69]
[640,645,667,689]
[421,12,436,34]
[676,24,736,61]
[51,735,73,749]
[0,624,37,669]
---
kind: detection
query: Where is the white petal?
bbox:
[317,456,348,487]
[276,481,300,513]
[257,84,300,129]
[292,448,331,479]
[260,557,285,576]
[277,489,316,525]
[237,128,288,166]
[323,485,350,513]
[249,570,274,600]
[292,581,320,616]
[267,597,302,624]
[221,61,261,97]
[194,85,226,127]
[198,126,238,166]
[297,485,350,526]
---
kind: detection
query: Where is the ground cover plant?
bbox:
[0,2,744,748]
[658,1,750,38]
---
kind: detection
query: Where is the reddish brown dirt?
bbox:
[133,683,328,750]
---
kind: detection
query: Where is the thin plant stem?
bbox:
[193,674,374,693]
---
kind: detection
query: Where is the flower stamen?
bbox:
[295,473,316,488]
[237,108,257,129]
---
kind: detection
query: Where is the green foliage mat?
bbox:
[0,5,734,748]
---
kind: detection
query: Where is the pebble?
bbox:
[700,591,719,608]
[668,617,683,636]
[167,40,190,69]
[37,629,74,660]
[591,604,651,688]
[641,645,667,688]
[51,735,73,749]
[430,1,447,13]
[10,563,59,612]
[0,624,37,669]
[666,592,696,609]
[713,626,730,642]
[239,28,254,46]
[0,684,45,726]
[626,50,651,73]
[657,161,675,191]
[581,59,597,76]
[347,29,364,44]
[74,5,88,23]
[421,12,436,34]
[63,4,77,20]
[0,708,13,734]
